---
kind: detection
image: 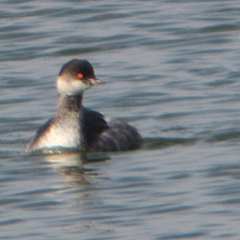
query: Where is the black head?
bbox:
[56,59,104,95]
[59,59,96,79]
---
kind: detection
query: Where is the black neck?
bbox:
[57,94,83,116]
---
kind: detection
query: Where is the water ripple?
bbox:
[1,0,240,239]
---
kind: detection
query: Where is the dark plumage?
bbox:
[26,59,141,153]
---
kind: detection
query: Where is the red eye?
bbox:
[77,73,84,79]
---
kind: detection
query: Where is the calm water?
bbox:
[1,0,240,239]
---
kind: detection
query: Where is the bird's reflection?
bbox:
[42,150,110,185]
[58,166,88,185]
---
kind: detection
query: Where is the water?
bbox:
[1,0,240,239]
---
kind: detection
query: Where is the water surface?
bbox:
[1,0,240,239]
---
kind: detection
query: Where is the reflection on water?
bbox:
[59,167,88,185]
[43,151,110,185]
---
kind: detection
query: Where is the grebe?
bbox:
[26,59,141,153]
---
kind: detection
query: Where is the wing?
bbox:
[92,119,142,151]
[83,108,141,152]
[82,107,109,149]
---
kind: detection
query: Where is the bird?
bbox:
[26,59,141,153]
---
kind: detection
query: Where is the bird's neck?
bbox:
[57,93,84,116]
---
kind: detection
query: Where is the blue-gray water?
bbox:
[1,0,240,239]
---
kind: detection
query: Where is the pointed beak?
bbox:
[88,77,106,85]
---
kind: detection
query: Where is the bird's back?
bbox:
[82,108,141,152]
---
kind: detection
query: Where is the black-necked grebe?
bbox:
[26,59,141,153]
